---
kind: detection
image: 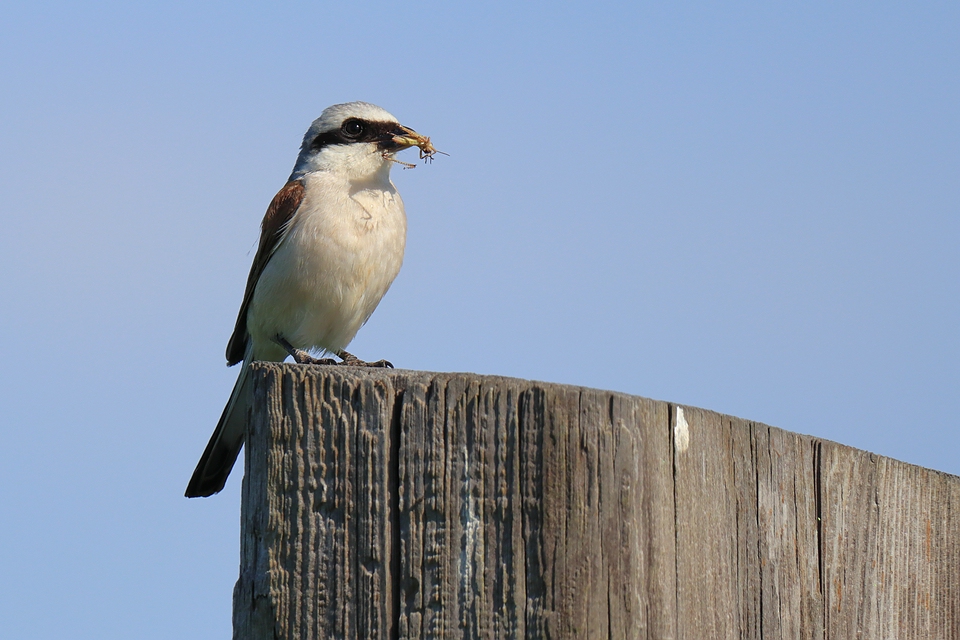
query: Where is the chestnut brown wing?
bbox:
[225,180,305,366]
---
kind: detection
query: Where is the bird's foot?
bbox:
[276,335,339,365]
[296,352,339,365]
[336,350,394,368]
[276,336,392,367]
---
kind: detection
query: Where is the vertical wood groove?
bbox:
[232,364,960,639]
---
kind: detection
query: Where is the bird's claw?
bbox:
[293,352,336,365]
[355,359,393,368]
[276,337,393,368]
[336,351,393,368]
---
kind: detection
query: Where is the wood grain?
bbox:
[231,364,960,639]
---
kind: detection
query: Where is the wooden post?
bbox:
[232,363,960,639]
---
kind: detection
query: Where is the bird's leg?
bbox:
[336,350,394,368]
[275,335,338,365]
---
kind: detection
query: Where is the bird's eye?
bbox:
[342,119,365,138]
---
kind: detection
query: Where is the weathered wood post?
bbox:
[232,363,960,639]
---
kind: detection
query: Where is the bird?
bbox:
[185,101,435,498]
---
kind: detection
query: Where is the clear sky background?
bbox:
[1,2,957,637]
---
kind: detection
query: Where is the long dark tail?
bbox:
[185,362,251,498]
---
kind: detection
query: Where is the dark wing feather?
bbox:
[225,180,305,365]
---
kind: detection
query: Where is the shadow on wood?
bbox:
[232,363,960,639]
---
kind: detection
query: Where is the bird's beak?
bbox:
[382,124,443,161]
[389,124,431,150]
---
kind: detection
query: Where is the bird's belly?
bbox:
[247,187,406,355]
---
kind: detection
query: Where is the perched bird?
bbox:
[185,102,435,498]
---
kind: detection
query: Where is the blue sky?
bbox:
[1,2,957,637]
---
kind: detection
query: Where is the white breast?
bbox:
[246,170,407,359]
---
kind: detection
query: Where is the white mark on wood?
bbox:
[459,443,480,616]
[674,407,690,453]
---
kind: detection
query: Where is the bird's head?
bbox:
[289,102,432,181]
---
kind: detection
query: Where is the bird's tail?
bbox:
[185,362,252,498]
